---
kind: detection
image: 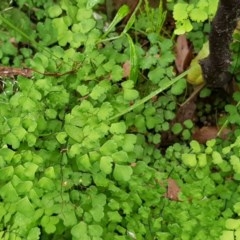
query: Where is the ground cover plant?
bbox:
[1,0,240,239]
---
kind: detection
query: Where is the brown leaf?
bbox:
[165,178,181,201]
[122,61,131,78]
[192,126,231,144]
[175,100,196,124]
[175,35,193,73]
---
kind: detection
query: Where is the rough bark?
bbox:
[200,0,240,88]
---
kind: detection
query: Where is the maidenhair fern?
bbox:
[172,0,218,34]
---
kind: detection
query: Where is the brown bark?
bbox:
[200,0,240,88]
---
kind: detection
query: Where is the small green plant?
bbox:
[172,0,218,35]
[135,0,167,34]
[0,1,186,239]
[1,0,240,239]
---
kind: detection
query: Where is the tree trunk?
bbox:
[200,0,240,88]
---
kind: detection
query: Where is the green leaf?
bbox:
[112,151,129,163]
[22,118,38,132]
[45,109,57,119]
[2,7,33,38]
[69,144,81,157]
[41,216,58,234]
[87,0,102,9]
[90,206,104,222]
[200,87,211,98]
[60,207,78,227]
[90,84,107,100]
[93,172,109,187]
[100,156,113,174]
[76,8,93,21]
[198,153,207,167]
[97,102,113,120]
[190,140,201,153]
[76,154,91,171]
[110,122,126,134]
[111,65,123,82]
[92,193,106,207]
[64,124,83,143]
[233,92,240,102]
[184,129,194,142]
[148,68,165,84]
[225,219,240,230]
[173,3,189,21]
[0,148,15,163]
[152,134,161,144]
[12,126,27,141]
[189,8,208,22]
[16,181,33,194]
[100,140,118,155]
[79,19,96,34]
[122,0,141,33]
[35,79,52,92]
[56,132,67,144]
[183,119,194,129]
[206,139,216,147]
[172,123,182,135]
[107,211,122,222]
[126,34,138,84]
[171,79,186,95]
[2,41,18,55]
[174,19,193,34]
[16,197,34,217]
[71,222,89,239]
[38,177,55,191]
[234,202,240,214]
[123,89,139,101]
[212,151,223,165]
[0,166,14,182]
[48,5,62,18]
[27,227,41,240]
[123,134,137,152]
[77,85,89,96]
[44,167,56,179]
[102,5,130,38]
[88,225,103,237]
[182,153,197,167]
[23,162,39,180]
[113,164,133,182]
[220,231,234,240]
[108,199,120,210]
[4,132,20,149]
[122,80,135,89]
[21,97,37,112]
[54,28,73,47]
[0,182,19,202]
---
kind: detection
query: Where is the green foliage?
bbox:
[0,0,240,239]
[220,93,240,134]
[135,0,167,33]
[172,0,218,35]
[231,30,240,82]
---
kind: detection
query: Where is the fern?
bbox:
[173,0,218,34]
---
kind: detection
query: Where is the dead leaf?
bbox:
[175,100,196,124]
[175,35,193,73]
[192,126,231,144]
[165,178,181,201]
[123,61,131,78]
